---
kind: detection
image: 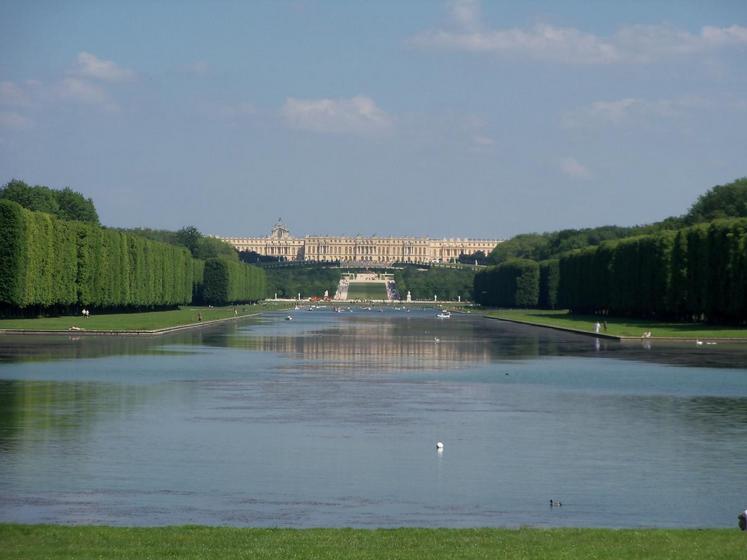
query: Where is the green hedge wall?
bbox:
[474,258,539,308]
[558,219,747,322]
[538,259,560,309]
[202,258,266,305]
[0,200,193,311]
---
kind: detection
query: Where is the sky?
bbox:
[1,0,746,239]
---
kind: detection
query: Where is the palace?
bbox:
[219,220,501,265]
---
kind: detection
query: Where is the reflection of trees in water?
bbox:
[0,328,225,363]
[0,379,167,452]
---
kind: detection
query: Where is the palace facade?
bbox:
[219,220,501,265]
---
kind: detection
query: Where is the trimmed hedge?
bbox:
[558,219,747,322]
[474,258,539,308]
[0,200,194,311]
[538,259,560,309]
[202,258,266,305]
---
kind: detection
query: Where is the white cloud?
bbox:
[412,24,621,64]
[472,134,495,146]
[281,95,393,135]
[74,52,135,82]
[559,157,591,178]
[58,77,119,111]
[410,2,747,64]
[0,111,32,129]
[563,96,708,127]
[0,81,30,106]
[449,0,481,31]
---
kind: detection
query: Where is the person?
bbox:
[595,321,601,334]
[739,509,747,531]
[603,321,608,332]
[197,313,203,322]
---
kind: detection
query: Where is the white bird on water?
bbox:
[436,441,444,450]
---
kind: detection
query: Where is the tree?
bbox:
[55,187,99,223]
[176,226,201,256]
[0,180,59,215]
[684,178,747,224]
[0,180,99,223]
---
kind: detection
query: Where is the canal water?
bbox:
[1,308,747,528]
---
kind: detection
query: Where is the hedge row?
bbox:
[0,200,193,310]
[474,259,539,307]
[202,258,266,305]
[558,219,747,322]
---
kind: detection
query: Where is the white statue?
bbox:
[406,290,412,302]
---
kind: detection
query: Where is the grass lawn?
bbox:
[0,302,292,332]
[483,309,747,339]
[346,282,388,300]
[0,525,742,559]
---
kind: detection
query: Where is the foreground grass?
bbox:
[0,525,743,560]
[0,302,293,332]
[484,308,747,339]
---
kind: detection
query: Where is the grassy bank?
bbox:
[346,282,389,300]
[0,525,742,559]
[0,302,292,332]
[483,309,747,339]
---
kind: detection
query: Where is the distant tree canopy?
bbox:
[394,265,475,302]
[488,178,747,266]
[488,226,642,265]
[0,179,99,224]
[683,177,747,225]
[457,251,489,266]
[120,226,238,261]
[239,250,283,264]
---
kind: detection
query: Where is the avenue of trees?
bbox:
[200,258,267,305]
[476,178,747,323]
[0,200,193,313]
[0,196,267,315]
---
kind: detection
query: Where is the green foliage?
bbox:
[488,226,649,265]
[394,266,475,301]
[0,201,26,306]
[474,259,539,307]
[55,187,99,223]
[264,266,342,299]
[538,259,559,309]
[684,177,747,224]
[0,180,98,223]
[123,226,238,261]
[0,203,193,313]
[202,258,266,305]
[558,219,747,322]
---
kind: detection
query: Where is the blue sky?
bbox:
[1,1,745,239]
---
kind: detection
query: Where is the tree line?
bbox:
[475,177,747,323]
[0,200,266,315]
[394,265,475,301]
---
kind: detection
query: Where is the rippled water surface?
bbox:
[1,307,747,527]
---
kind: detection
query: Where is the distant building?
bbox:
[219,219,501,265]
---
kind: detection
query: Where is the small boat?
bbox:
[436,310,451,319]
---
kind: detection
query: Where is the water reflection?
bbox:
[2,310,747,371]
[1,309,747,527]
